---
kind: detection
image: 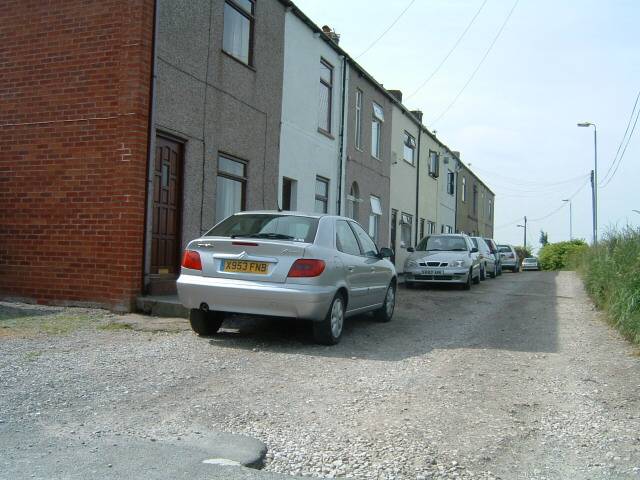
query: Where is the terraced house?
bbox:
[1,0,495,311]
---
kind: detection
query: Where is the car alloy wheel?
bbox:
[375,283,396,323]
[314,293,345,345]
[330,296,345,338]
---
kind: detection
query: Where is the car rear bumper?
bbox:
[404,268,469,284]
[522,265,539,270]
[177,274,335,321]
[501,260,517,267]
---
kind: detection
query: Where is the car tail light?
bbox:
[181,250,202,270]
[287,259,325,278]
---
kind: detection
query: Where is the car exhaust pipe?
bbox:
[200,302,209,312]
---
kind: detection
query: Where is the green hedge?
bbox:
[572,227,640,345]
[538,239,588,271]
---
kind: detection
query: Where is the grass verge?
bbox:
[572,226,640,346]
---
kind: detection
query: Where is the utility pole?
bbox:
[517,216,527,251]
[578,122,598,245]
[563,199,572,240]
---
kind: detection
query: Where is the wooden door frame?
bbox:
[143,131,186,293]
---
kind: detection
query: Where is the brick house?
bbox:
[0,0,285,311]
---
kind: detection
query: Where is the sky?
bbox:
[294,0,640,250]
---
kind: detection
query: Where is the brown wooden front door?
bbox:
[151,136,183,279]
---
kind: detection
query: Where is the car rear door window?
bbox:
[349,221,379,257]
[336,220,361,256]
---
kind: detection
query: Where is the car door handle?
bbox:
[347,266,355,272]
[370,267,375,272]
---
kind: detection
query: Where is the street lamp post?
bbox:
[633,209,640,215]
[563,199,572,240]
[517,216,527,250]
[578,122,598,245]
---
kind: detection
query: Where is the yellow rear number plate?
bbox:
[223,260,268,274]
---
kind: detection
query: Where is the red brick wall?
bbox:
[0,0,154,311]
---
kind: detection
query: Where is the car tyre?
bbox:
[374,283,396,323]
[189,309,224,336]
[463,270,472,290]
[313,293,345,345]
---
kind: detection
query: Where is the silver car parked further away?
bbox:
[403,234,481,289]
[470,236,497,280]
[177,211,397,345]
[497,244,519,272]
[522,257,540,271]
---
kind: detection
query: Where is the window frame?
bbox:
[314,175,329,214]
[216,153,248,222]
[403,131,416,166]
[354,89,363,150]
[447,169,455,195]
[462,176,467,202]
[222,0,256,67]
[400,212,413,248]
[419,218,425,240]
[371,102,384,160]
[318,58,334,135]
[472,184,478,214]
[368,195,382,243]
[428,150,439,178]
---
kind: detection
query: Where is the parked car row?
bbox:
[177,211,538,346]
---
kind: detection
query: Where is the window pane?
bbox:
[206,214,319,243]
[223,3,251,64]
[355,90,362,148]
[216,176,244,222]
[350,221,378,257]
[373,102,384,121]
[218,156,245,177]
[320,61,332,84]
[336,220,361,256]
[315,198,327,214]
[370,195,382,215]
[318,82,330,131]
[315,178,328,197]
[403,143,414,163]
[233,0,253,14]
[371,120,380,157]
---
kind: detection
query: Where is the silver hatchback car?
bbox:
[177,211,397,345]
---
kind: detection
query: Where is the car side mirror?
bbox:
[406,247,415,253]
[379,247,394,258]
[471,247,478,253]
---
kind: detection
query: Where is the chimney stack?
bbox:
[410,110,423,122]
[452,151,461,159]
[388,90,403,102]
[321,25,340,44]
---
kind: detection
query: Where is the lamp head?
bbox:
[577,122,593,127]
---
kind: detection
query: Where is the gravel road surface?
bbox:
[1,271,639,480]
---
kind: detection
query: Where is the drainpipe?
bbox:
[336,55,347,215]
[415,127,421,245]
[142,0,159,293]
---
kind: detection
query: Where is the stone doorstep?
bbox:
[136,294,189,319]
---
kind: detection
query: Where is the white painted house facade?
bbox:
[278,12,347,215]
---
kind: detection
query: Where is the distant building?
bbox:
[455,162,495,238]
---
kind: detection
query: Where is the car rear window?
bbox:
[524,258,537,263]
[205,214,319,243]
[497,245,511,253]
[416,235,468,252]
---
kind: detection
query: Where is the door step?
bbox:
[136,294,189,319]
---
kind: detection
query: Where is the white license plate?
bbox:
[424,269,444,275]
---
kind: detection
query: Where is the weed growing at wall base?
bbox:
[573,227,640,346]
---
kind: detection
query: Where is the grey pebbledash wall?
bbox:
[153,0,285,247]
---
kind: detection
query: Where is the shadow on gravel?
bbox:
[205,271,559,361]
[0,303,60,321]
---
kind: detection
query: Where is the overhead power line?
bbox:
[430,0,520,126]
[600,88,640,188]
[599,88,640,186]
[407,0,488,99]
[355,0,416,59]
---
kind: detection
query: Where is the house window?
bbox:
[282,177,296,211]
[473,185,478,214]
[462,176,467,202]
[428,151,439,177]
[354,89,363,149]
[222,0,255,65]
[368,195,382,242]
[403,132,416,165]
[216,155,247,222]
[400,213,413,248]
[315,176,329,213]
[371,102,384,159]
[427,220,436,234]
[346,181,360,221]
[318,59,333,133]
[447,170,455,195]
[419,218,425,240]
[446,225,453,234]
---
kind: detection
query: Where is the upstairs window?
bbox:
[428,151,439,178]
[447,170,455,195]
[354,89,363,149]
[368,195,382,242]
[489,198,493,219]
[318,59,333,134]
[403,132,416,165]
[216,155,247,222]
[223,0,255,65]
[371,102,384,159]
